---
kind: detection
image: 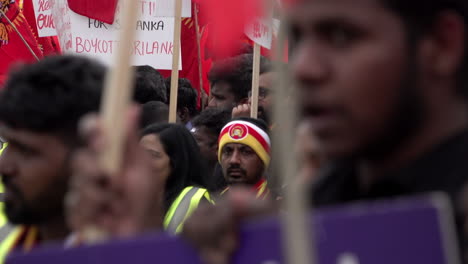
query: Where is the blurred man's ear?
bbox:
[177,107,190,123]
[419,11,465,79]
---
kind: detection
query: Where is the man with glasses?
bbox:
[234,71,275,126]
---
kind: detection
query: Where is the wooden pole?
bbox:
[80,0,140,244]
[250,43,261,118]
[99,0,139,175]
[168,0,183,123]
[271,18,315,264]
[193,3,207,110]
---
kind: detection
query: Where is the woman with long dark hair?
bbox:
[140,123,213,234]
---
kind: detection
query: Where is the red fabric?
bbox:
[22,0,61,56]
[196,0,262,58]
[159,4,205,108]
[199,23,211,96]
[67,0,117,24]
[244,35,289,63]
[0,1,43,87]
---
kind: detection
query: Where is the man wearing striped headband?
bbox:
[218,118,270,198]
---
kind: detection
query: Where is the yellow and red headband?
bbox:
[218,120,271,167]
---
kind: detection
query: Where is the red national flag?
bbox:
[159,3,207,108]
[0,0,44,87]
[67,0,117,24]
[195,0,263,58]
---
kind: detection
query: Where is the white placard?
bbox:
[142,0,191,18]
[245,18,273,49]
[52,0,183,70]
[51,0,72,51]
[32,0,57,37]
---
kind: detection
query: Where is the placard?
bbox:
[245,18,273,49]
[32,0,57,37]
[8,194,460,264]
[51,0,72,51]
[52,0,183,70]
[144,0,191,18]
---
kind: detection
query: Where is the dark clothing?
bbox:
[311,129,468,262]
[211,163,228,193]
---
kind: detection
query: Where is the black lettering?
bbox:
[157,21,164,30]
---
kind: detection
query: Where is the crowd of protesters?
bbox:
[0,0,468,263]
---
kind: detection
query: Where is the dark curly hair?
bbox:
[139,101,169,129]
[192,108,232,138]
[133,65,167,104]
[0,55,104,144]
[208,54,271,102]
[165,77,198,116]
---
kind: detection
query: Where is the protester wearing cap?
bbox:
[218,118,271,198]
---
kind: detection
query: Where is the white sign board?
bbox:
[142,0,192,17]
[245,18,273,49]
[51,0,72,51]
[32,0,58,37]
[52,0,186,70]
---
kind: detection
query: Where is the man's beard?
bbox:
[3,184,41,225]
[3,164,69,225]
[358,57,426,161]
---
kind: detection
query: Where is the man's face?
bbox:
[220,143,265,186]
[290,0,425,159]
[0,126,70,224]
[249,72,274,125]
[208,82,237,110]
[191,126,218,164]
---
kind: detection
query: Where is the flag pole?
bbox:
[250,43,261,118]
[271,15,316,264]
[194,3,207,110]
[79,0,140,244]
[168,0,183,123]
[99,0,139,175]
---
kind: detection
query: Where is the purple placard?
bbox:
[8,193,460,264]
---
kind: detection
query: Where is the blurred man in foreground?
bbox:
[183,0,468,263]
[0,55,104,260]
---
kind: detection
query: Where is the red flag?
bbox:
[196,0,263,58]
[159,6,205,107]
[0,0,43,87]
[67,0,117,24]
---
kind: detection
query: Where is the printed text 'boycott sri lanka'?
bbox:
[75,19,172,55]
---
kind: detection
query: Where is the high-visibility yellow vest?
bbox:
[0,143,21,264]
[0,227,23,264]
[0,143,6,156]
[163,186,213,234]
[0,226,39,264]
[221,179,270,199]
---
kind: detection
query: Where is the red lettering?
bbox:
[168,42,173,54]
[38,0,51,12]
[253,21,261,38]
[76,37,115,54]
[144,42,151,54]
[152,41,159,54]
[37,14,55,30]
[84,39,91,52]
[133,41,143,55]
[161,42,168,54]
[75,37,84,53]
